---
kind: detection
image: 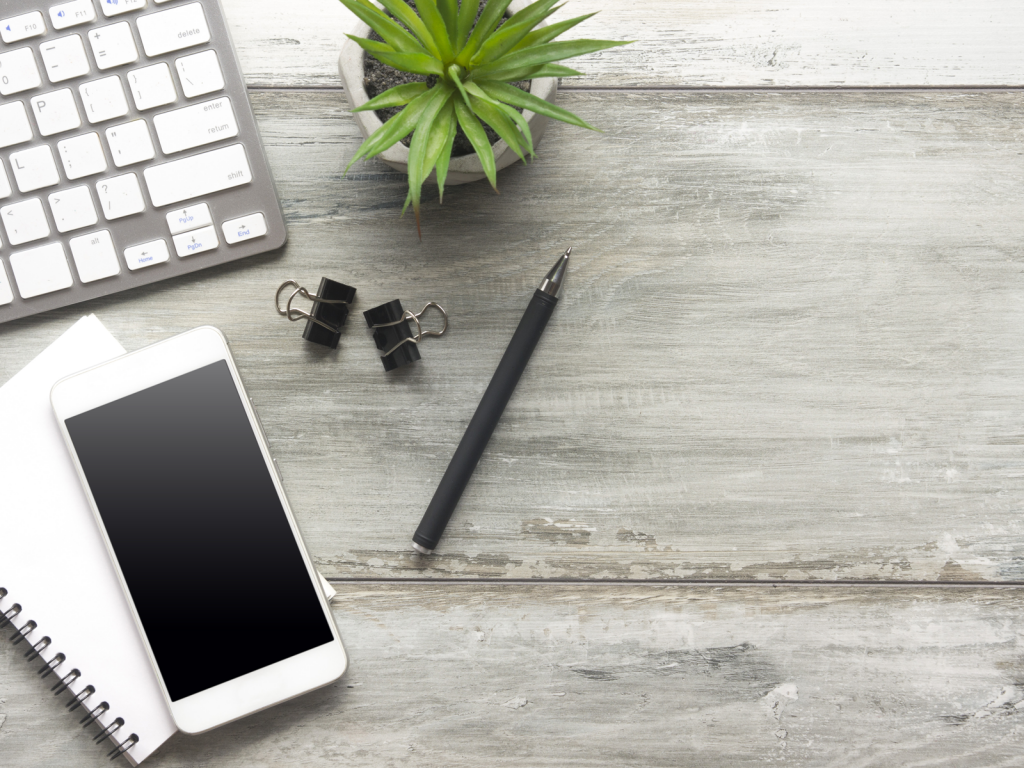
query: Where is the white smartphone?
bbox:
[51,326,347,734]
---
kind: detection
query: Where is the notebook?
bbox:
[0,316,337,763]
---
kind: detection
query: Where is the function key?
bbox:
[1,12,47,44]
[99,0,147,18]
[50,0,97,30]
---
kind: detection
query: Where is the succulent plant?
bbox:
[339,0,629,228]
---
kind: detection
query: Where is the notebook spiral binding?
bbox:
[0,586,140,761]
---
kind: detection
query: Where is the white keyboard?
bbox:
[0,0,286,323]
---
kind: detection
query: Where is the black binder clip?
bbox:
[275,278,357,349]
[363,300,449,371]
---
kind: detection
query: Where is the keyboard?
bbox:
[0,0,286,324]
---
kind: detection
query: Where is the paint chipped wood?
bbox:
[3,585,1024,765]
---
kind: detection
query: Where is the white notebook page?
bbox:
[0,316,176,764]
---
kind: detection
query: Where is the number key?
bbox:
[0,48,42,97]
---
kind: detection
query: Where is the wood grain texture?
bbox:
[3,91,1024,582]
[225,0,1024,89]
[3,584,1024,766]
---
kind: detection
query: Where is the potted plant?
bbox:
[337,0,628,229]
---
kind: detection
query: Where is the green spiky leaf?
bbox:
[478,79,598,130]
[352,81,430,112]
[455,0,513,65]
[512,12,598,51]
[337,0,429,54]
[454,97,497,189]
[472,39,630,80]
[470,0,560,65]
[339,0,630,231]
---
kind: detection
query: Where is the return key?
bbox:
[153,97,239,155]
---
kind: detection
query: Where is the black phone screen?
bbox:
[64,360,334,702]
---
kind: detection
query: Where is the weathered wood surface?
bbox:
[227,0,1024,89]
[3,91,1024,582]
[3,584,1024,766]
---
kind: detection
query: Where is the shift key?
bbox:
[144,144,251,208]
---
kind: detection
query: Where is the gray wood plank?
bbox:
[226,0,1024,89]
[2,584,1024,766]
[2,91,1024,582]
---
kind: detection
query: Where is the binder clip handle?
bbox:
[363,300,450,371]
[276,280,349,333]
[374,302,449,356]
[275,278,357,349]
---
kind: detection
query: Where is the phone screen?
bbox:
[64,360,334,702]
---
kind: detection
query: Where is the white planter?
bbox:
[337,0,557,185]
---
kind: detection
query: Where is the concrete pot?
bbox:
[337,0,557,185]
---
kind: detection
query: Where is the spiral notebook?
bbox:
[0,317,336,764]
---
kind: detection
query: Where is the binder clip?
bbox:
[275,278,357,349]
[363,300,449,371]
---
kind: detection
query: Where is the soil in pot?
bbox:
[363,0,530,158]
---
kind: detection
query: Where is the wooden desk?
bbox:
[3,1,1024,764]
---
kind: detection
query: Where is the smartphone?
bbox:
[51,326,347,734]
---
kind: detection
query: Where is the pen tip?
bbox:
[539,249,570,297]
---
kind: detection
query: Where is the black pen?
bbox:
[412,248,571,554]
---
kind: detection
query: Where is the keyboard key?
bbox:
[30,88,82,136]
[124,238,169,270]
[0,48,42,96]
[175,49,223,98]
[127,62,176,111]
[0,162,11,199]
[136,3,209,57]
[154,97,237,155]
[40,34,90,84]
[0,262,13,306]
[172,224,218,257]
[80,75,129,123]
[49,185,98,233]
[106,119,154,167]
[2,198,51,246]
[58,132,108,179]
[10,146,61,193]
[1,12,47,44]
[97,172,144,219]
[50,0,97,30]
[0,103,34,149]
[222,213,267,245]
[88,23,138,70]
[145,143,251,208]
[99,0,147,17]
[166,202,211,234]
[69,229,121,281]
[10,242,73,299]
